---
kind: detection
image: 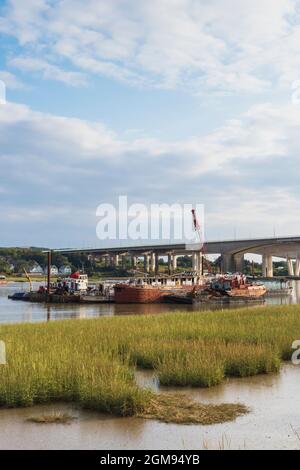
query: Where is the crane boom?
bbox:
[23,268,32,292]
[191,208,202,245]
[191,208,211,274]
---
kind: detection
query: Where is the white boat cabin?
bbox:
[59,273,88,292]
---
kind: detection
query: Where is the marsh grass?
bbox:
[157,347,225,387]
[0,305,299,423]
[27,411,76,424]
[202,434,248,450]
[129,338,280,386]
[139,393,248,425]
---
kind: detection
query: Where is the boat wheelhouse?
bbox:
[58,272,88,293]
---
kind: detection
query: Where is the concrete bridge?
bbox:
[54,235,300,277]
[204,235,300,276]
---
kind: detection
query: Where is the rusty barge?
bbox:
[114,274,267,304]
[114,274,206,304]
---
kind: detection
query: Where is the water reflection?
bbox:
[265,280,300,306]
[1,280,300,324]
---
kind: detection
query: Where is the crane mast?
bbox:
[191,208,210,274]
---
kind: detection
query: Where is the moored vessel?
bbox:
[114,274,206,304]
[165,275,267,304]
[210,275,266,298]
[114,284,163,303]
[8,270,116,304]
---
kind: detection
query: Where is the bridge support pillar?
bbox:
[234,253,244,273]
[168,254,172,274]
[131,255,137,269]
[221,254,234,273]
[144,254,150,273]
[295,257,300,277]
[114,254,119,267]
[191,252,203,274]
[192,253,197,271]
[221,253,244,273]
[155,253,159,274]
[287,257,295,276]
[262,254,273,277]
[150,253,156,273]
[198,253,203,275]
[172,255,177,272]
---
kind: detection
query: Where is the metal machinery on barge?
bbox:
[164,275,267,305]
[9,270,114,304]
[210,275,267,298]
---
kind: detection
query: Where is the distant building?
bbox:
[59,265,72,275]
[30,263,44,274]
[44,265,59,275]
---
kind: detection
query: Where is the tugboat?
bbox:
[28,271,88,302]
[55,271,89,293]
[9,271,89,303]
[9,271,114,304]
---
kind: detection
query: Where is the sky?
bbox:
[0,0,300,248]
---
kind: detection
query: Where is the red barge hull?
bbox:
[113,283,205,304]
[114,284,164,303]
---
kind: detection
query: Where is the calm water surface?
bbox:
[1,280,300,324]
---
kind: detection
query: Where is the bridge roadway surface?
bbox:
[53,236,300,277]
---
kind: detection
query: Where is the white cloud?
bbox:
[9,56,87,87]
[0,70,24,89]
[1,0,300,93]
[0,100,300,245]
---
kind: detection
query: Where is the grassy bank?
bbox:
[6,276,59,283]
[0,305,299,423]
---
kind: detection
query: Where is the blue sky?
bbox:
[1,0,300,248]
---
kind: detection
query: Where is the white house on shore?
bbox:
[44,265,59,275]
[29,263,44,275]
[59,265,72,275]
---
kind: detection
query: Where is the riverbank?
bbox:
[5,276,59,283]
[0,305,299,425]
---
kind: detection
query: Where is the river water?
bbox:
[1,280,300,324]
[0,365,299,450]
[0,280,300,450]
